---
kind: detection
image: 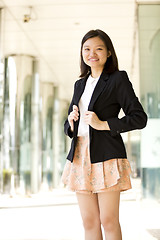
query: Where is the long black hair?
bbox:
[80,29,119,77]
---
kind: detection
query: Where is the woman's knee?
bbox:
[100,214,120,232]
[82,214,101,230]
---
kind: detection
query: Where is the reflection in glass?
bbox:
[41,85,54,190]
[1,54,69,194]
[138,4,160,199]
[2,55,36,194]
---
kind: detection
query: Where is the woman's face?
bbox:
[82,36,110,71]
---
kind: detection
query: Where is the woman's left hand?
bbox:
[84,111,110,131]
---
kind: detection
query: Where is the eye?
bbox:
[97,48,103,50]
[84,48,90,51]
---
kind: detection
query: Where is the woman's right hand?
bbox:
[68,105,79,132]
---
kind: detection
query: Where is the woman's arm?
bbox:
[64,81,79,138]
[107,71,147,136]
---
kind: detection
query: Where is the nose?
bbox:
[90,49,96,56]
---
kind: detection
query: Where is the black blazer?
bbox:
[64,70,147,164]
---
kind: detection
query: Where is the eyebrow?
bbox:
[83,44,105,47]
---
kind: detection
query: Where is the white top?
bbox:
[77,75,100,136]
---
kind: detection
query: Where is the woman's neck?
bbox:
[91,68,103,79]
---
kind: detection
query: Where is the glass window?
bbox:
[138,4,160,199]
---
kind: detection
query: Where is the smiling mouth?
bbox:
[89,58,99,61]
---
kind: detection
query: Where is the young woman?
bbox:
[62,29,147,240]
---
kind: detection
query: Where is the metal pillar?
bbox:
[31,59,40,193]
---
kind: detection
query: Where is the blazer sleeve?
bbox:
[107,71,148,137]
[64,82,77,138]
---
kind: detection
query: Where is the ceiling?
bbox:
[0,0,136,100]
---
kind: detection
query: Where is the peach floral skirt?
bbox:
[62,136,132,194]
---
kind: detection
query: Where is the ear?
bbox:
[107,51,111,57]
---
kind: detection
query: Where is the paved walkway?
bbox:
[0,178,160,240]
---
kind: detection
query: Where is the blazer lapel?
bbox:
[74,75,88,106]
[88,71,109,111]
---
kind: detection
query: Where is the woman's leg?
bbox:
[76,192,103,240]
[98,191,122,240]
